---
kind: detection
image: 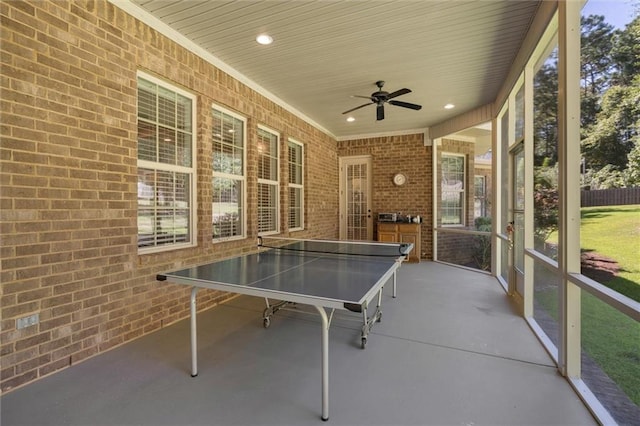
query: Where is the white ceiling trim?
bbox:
[108,0,336,139]
[335,128,428,142]
[443,134,476,143]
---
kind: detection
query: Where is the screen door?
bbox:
[511,143,525,297]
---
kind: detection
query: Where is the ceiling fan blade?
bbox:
[386,88,411,100]
[342,102,373,114]
[376,104,385,121]
[389,100,422,110]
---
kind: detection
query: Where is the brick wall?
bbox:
[337,133,432,259]
[0,0,337,392]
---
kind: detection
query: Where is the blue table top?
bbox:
[158,241,411,306]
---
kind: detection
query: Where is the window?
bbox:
[474,175,486,218]
[257,126,279,235]
[288,139,304,230]
[137,73,196,252]
[441,154,465,225]
[212,106,245,240]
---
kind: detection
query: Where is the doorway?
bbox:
[339,156,372,240]
[511,143,525,297]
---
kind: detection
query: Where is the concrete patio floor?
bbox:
[1,262,596,425]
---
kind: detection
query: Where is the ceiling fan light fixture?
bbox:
[341,81,422,121]
[256,34,273,45]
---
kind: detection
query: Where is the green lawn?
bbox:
[580,205,640,302]
[541,205,640,406]
[547,204,640,302]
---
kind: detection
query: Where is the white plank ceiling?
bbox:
[126,0,541,139]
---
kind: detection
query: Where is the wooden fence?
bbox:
[581,187,640,207]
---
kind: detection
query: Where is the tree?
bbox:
[625,138,640,186]
[533,164,559,247]
[610,16,640,86]
[582,75,640,171]
[581,15,616,129]
[580,13,639,181]
[534,54,558,166]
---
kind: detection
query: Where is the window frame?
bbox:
[211,105,247,242]
[441,153,466,227]
[288,138,304,232]
[257,125,280,236]
[136,71,197,254]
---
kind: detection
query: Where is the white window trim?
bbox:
[441,152,466,227]
[288,138,304,232]
[136,71,197,254]
[257,125,280,236]
[212,104,247,242]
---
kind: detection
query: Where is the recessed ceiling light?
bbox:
[256,34,273,45]
[444,103,455,109]
[346,116,355,122]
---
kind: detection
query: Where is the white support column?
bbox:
[432,138,440,261]
[557,0,582,378]
[490,116,499,276]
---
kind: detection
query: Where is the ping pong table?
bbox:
[157,237,413,421]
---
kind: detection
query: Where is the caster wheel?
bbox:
[361,337,367,349]
[263,317,271,328]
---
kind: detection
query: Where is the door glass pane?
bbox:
[346,162,369,240]
[515,149,525,211]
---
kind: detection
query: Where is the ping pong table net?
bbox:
[257,236,411,258]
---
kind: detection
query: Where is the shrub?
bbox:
[472,216,492,271]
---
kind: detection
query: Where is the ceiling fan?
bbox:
[342,80,422,121]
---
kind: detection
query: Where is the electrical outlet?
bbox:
[16,313,39,330]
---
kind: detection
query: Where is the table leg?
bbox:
[392,270,397,298]
[314,306,330,421]
[190,287,198,377]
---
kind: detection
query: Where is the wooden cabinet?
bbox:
[377,223,398,243]
[377,223,421,262]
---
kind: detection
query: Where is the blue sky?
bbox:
[582,0,638,28]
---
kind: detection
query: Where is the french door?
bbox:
[339,156,372,240]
